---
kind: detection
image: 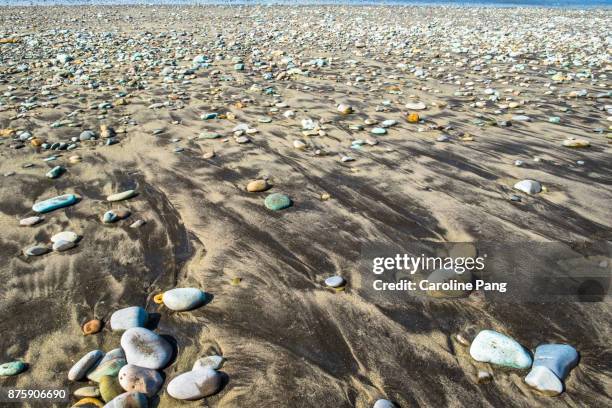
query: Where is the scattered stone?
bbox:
[562,139,590,148]
[25,245,50,256]
[121,327,173,370]
[74,387,101,398]
[32,193,79,213]
[87,358,127,383]
[524,344,579,396]
[19,216,43,226]
[514,179,542,195]
[46,165,65,179]
[264,193,292,211]
[129,220,146,228]
[337,104,354,114]
[405,101,426,110]
[0,361,27,376]
[100,375,124,403]
[246,179,270,192]
[167,368,222,400]
[72,397,104,407]
[373,399,396,408]
[192,355,225,371]
[68,350,104,381]
[469,329,532,369]
[53,239,76,252]
[118,364,163,397]
[324,276,345,288]
[102,392,148,408]
[157,288,207,311]
[83,319,103,336]
[107,190,137,202]
[477,370,493,383]
[110,306,148,331]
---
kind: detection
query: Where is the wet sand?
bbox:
[0,4,611,407]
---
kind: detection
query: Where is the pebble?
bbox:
[562,139,590,148]
[19,216,44,226]
[167,367,223,400]
[118,364,163,397]
[469,329,532,369]
[87,358,127,383]
[74,387,101,398]
[337,103,354,114]
[371,127,387,135]
[373,399,396,408]
[100,375,124,403]
[32,193,79,213]
[0,361,27,376]
[129,220,146,228]
[110,306,148,331]
[25,245,50,256]
[514,179,542,195]
[406,113,420,123]
[192,355,225,371]
[68,350,104,381]
[121,327,172,370]
[46,165,65,179]
[405,101,427,110]
[324,276,345,288]
[524,344,579,396]
[102,392,148,408]
[72,397,104,407]
[53,240,76,252]
[51,231,79,243]
[98,349,125,366]
[103,209,131,223]
[82,319,102,336]
[159,288,207,311]
[264,193,292,211]
[246,179,270,192]
[107,190,137,202]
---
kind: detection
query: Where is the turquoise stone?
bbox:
[264,193,292,211]
[470,330,532,369]
[32,194,78,213]
[0,361,27,376]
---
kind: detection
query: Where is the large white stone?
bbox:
[167,368,222,400]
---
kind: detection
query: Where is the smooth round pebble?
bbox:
[325,276,345,288]
[118,364,163,397]
[161,288,207,311]
[167,368,222,400]
[264,193,292,211]
[192,355,225,371]
[69,350,104,381]
[121,327,172,370]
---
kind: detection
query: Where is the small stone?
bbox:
[107,190,137,202]
[514,179,542,195]
[562,139,590,148]
[0,361,27,376]
[72,397,104,407]
[69,155,82,164]
[121,327,172,370]
[102,392,148,408]
[100,375,124,403]
[51,231,78,243]
[25,245,50,256]
[99,349,125,366]
[87,358,127,383]
[247,179,270,192]
[325,276,345,288]
[80,130,97,141]
[373,399,396,408]
[193,355,225,371]
[371,127,387,135]
[20,216,43,226]
[235,136,250,144]
[525,366,563,396]
[74,387,101,398]
[118,364,163,397]
[469,330,532,369]
[83,319,102,336]
[293,140,307,150]
[103,209,130,223]
[512,115,532,122]
[32,193,79,213]
[406,113,420,123]
[337,104,354,114]
[405,101,426,110]
[68,350,104,381]
[160,288,207,311]
[167,368,222,400]
[110,306,148,331]
[53,239,76,252]
[477,370,493,383]
[46,165,65,179]
[381,120,397,128]
[264,193,292,211]
[129,220,146,228]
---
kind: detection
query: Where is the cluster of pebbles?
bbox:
[0,3,609,407]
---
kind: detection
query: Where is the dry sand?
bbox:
[0,4,611,408]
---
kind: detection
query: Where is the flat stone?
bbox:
[514,179,542,194]
[72,397,104,407]
[246,179,270,192]
[51,231,78,243]
[80,130,97,141]
[100,375,124,403]
[0,361,27,376]
[167,368,222,400]
[110,306,148,331]
[25,245,49,256]
[469,330,532,369]
[531,344,579,380]
[32,193,79,213]
[562,139,590,148]
[371,127,387,135]
[87,358,127,383]
[525,365,563,396]
[130,220,146,228]
[102,392,148,408]
[118,364,163,397]
[405,101,427,110]
[68,350,104,381]
[162,288,207,311]
[325,276,345,288]
[46,165,65,179]
[107,190,137,202]
[74,387,101,398]
[99,349,125,366]
[53,239,76,252]
[192,355,225,371]
[373,399,396,408]
[121,327,172,370]
[264,193,292,211]
[20,216,44,226]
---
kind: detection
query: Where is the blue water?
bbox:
[1,0,610,7]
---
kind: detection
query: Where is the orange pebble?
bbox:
[82,319,102,336]
[30,138,43,147]
[407,113,420,123]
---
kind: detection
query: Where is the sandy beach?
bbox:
[0,4,611,407]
